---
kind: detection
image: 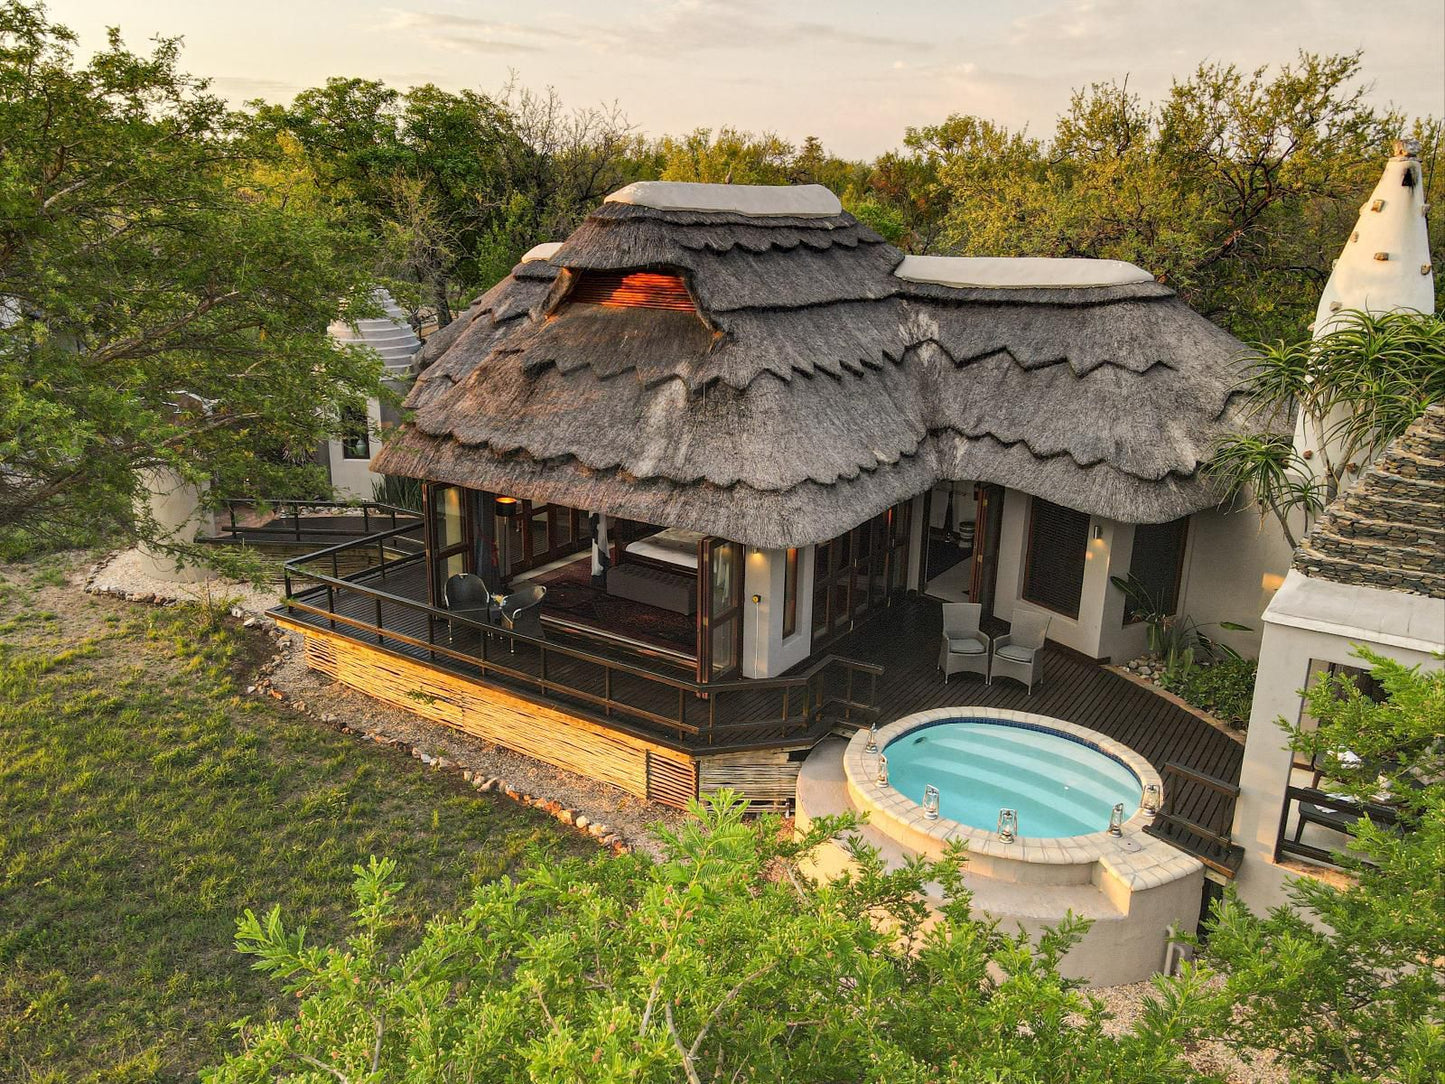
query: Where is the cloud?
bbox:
[375,2,936,59]
[208,75,305,99]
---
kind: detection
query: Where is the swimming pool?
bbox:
[884,718,1143,839]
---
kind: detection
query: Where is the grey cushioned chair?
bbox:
[938,602,990,683]
[989,611,1051,693]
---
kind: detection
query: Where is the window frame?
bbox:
[1122,517,1190,625]
[782,547,799,640]
[339,406,371,460]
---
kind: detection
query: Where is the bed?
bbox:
[624,527,704,572]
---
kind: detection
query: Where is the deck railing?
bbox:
[1143,762,1244,879]
[216,497,422,543]
[1273,784,1400,869]
[278,529,882,749]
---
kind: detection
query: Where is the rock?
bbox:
[230,607,245,619]
[320,713,337,723]
[478,778,497,793]
[587,823,606,838]
[574,815,590,830]
[242,617,257,628]
[462,770,474,783]
[555,809,575,825]
[245,685,257,695]
[434,758,449,770]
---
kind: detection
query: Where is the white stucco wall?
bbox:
[1176,506,1295,658]
[1231,571,1444,913]
[326,394,386,501]
[742,545,816,679]
[994,490,1135,660]
[135,468,216,583]
[906,493,926,592]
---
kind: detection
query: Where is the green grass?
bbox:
[0,557,591,1082]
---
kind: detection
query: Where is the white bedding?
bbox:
[625,527,704,570]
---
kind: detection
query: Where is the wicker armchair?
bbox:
[990,611,1051,693]
[938,602,990,683]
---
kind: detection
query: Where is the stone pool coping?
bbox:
[843,707,1172,873]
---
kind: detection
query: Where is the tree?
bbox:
[910,53,1426,340]
[0,2,383,555]
[206,794,1213,1083]
[1206,311,1445,548]
[1201,651,1445,1083]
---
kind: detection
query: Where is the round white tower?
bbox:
[1313,139,1435,337]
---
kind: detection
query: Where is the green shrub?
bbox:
[1161,656,1257,729]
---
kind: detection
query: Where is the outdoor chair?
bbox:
[496,584,547,646]
[938,602,990,683]
[444,573,497,628]
[989,611,1051,693]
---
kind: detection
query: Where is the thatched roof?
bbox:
[374,186,1255,549]
[1293,404,1445,599]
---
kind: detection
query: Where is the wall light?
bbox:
[1092,525,1104,541]
[494,496,521,517]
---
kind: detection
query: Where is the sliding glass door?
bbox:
[811,501,913,646]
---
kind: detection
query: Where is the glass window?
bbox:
[1124,517,1189,621]
[782,548,799,639]
[433,485,464,547]
[711,542,737,613]
[340,406,370,460]
[1022,498,1090,619]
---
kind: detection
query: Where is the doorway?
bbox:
[924,481,1004,617]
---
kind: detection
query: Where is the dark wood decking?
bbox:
[276,566,1244,833]
[843,601,1244,840]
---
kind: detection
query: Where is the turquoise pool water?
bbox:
[883,719,1143,839]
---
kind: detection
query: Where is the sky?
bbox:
[45,0,1445,159]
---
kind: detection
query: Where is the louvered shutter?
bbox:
[1022,499,1090,618]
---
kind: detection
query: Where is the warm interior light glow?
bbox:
[1261,572,1285,592]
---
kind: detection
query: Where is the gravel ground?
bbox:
[75,551,1284,1077]
[1094,978,1285,1084]
[84,546,283,614]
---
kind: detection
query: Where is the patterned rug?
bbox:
[530,558,697,653]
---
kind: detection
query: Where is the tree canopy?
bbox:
[1202,651,1445,1083]
[0,2,382,554]
[864,53,1441,340]
[205,796,1213,1083]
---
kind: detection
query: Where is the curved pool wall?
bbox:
[883,720,1144,839]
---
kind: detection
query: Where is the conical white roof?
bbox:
[329,289,422,373]
[1314,141,1435,337]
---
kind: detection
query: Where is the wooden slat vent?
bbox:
[646,751,699,809]
[570,270,696,312]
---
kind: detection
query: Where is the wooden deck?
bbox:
[274,559,1243,831]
